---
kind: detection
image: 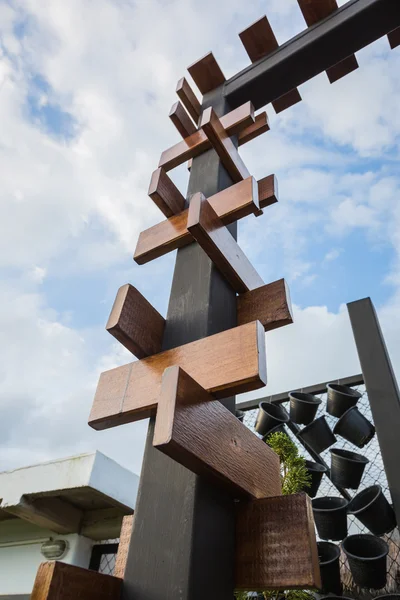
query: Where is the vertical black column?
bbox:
[348,297,400,525]
[122,89,237,600]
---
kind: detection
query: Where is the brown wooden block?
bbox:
[148,168,185,217]
[89,320,267,430]
[297,0,338,26]
[158,102,255,171]
[153,366,281,499]
[235,493,321,590]
[134,175,277,265]
[106,284,165,358]
[388,26,400,49]
[169,101,197,139]
[114,514,134,578]
[272,89,302,114]
[200,107,250,183]
[187,52,226,94]
[327,55,359,83]
[238,279,293,332]
[187,192,264,293]
[238,111,270,146]
[239,16,279,61]
[176,77,201,123]
[31,561,122,600]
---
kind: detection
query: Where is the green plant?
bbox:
[265,431,311,495]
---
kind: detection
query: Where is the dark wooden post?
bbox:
[347,297,400,526]
[122,89,237,600]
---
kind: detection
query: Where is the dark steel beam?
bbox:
[225,0,400,110]
[348,298,400,529]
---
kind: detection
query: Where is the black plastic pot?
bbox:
[327,383,362,418]
[312,496,348,541]
[289,392,322,425]
[255,402,289,436]
[330,448,369,489]
[320,597,352,600]
[297,416,337,453]
[375,596,400,600]
[317,541,342,595]
[303,460,327,498]
[236,409,245,422]
[348,485,397,535]
[333,406,375,448]
[342,534,389,589]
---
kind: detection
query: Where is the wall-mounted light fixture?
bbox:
[41,539,69,560]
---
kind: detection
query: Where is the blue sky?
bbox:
[0,0,399,476]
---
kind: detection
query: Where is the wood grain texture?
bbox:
[187,52,226,94]
[272,89,302,114]
[169,101,197,139]
[237,278,293,332]
[106,284,165,358]
[134,175,276,265]
[388,26,400,49]
[176,77,201,122]
[153,366,281,499]
[31,561,122,600]
[148,167,185,217]
[235,493,321,590]
[326,55,359,83]
[89,320,267,430]
[187,193,264,293]
[114,514,134,579]
[200,107,250,183]
[238,111,270,145]
[159,102,254,171]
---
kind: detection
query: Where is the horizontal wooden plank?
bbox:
[326,54,359,83]
[187,193,264,293]
[235,493,321,590]
[89,320,267,430]
[154,366,281,499]
[148,168,185,217]
[200,107,250,183]
[169,101,197,138]
[31,562,122,600]
[106,284,165,358]
[187,52,226,94]
[134,175,276,265]
[176,77,201,123]
[237,278,293,331]
[388,26,400,49]
[158,102,254,171]
[238,111,269,145]
[272,88,302,114]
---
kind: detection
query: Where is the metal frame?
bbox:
[88,543,119,572]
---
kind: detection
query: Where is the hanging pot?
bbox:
[303,460,327,498]
[348,485,397,535]
[342,534,388,589]
[330,448,369,489]
[312,496,348,541]
[333,406,375,448]
[235,409,245,422]
[297,416,337,454]
[317,541,342,595]
[326,383,361,418]
[255,402,289,436]
[289,392,322,425]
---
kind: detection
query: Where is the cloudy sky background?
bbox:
[0,0,399,477]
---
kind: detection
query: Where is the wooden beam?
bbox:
[188,52,226,94]
[237,278,293,331]
[388,26,400,49]
[114,514,134,578]
[297,0,359,83]
[134,175,276,265]
[153,366,281,499]
[200,107,250,183]
[235,493,321,590]
[187,193,264,293]
[148,168,185,217]
[169,101,197,138]
[106,284,165,358]
[5,497,82,535]
[89,320,267,430]
[31,562,122,600]
[176,77,201,123]
[239,16,302,114]
[238,111,270,145]
[81,507,126,541]
[158,102,255,171]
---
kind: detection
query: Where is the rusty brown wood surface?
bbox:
[237,278,293,331]
[169,101,197,138]
[148,167,186,217]
[176,77,201,122]
[187,52,226,94]
[114,515,134,579]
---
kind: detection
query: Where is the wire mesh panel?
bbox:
[242,384,400,599]
[89,539,119,576]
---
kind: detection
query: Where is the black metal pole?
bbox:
[122,88,237,600]
[347,297,400,526]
